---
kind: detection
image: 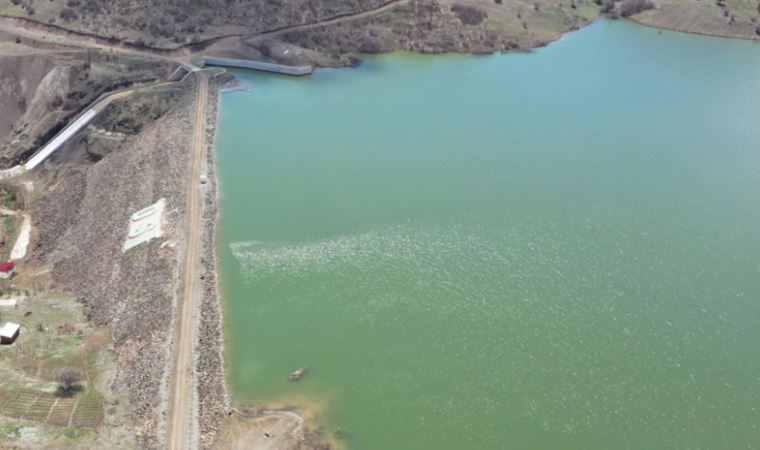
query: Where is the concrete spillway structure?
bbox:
[0,87,138,180]
[24,109,98,171]
[21,89,135,172]
[198,57,313,76]
[0,106,100,179]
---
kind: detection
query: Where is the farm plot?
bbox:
[0,389,103,428]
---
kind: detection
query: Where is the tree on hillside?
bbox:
[55,368,83,397]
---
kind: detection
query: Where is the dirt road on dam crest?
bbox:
[166,72,208,450]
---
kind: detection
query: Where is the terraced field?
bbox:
[0,389,103,428]
[16,356,89,382]
[0,295,108,446]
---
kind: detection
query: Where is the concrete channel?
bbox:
[197,57,313,76]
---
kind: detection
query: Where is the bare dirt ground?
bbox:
[215,411,321,450]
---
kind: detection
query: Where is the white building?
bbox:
[0,322,20,344]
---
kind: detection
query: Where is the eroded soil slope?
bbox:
[0,39,169,169]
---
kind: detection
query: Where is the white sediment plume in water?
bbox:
[229,225,500,282]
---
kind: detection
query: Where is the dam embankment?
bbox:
[196,76,231,448]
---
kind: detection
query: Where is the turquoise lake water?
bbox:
[217,20,760,449]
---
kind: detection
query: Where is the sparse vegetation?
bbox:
[2,0,397,48]
[93,88,179,135]
[1,190,17,210]
[2,216,16,261]
[59,7,79,22]
[627,0,760,39]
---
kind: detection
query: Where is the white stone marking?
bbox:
[123,198,166,252]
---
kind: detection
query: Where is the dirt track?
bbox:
[0,0,411,64]
[247,0,410,38]
[166,72,207,450]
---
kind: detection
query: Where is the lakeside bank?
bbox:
[196,75,230,447]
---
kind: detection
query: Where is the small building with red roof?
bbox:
[0,261,15,279]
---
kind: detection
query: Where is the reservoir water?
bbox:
[217,20,760,449]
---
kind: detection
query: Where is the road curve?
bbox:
[257,0,410,39]
[166,72,207,450]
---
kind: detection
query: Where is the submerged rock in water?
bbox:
[289,367,308,381]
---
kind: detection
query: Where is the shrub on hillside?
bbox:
[59,8,79,21]
[619,0,655,17]
[450,4,487,25]
[600,0,616,14]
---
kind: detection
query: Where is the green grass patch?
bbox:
[70,392,104,428]
[1,191,17,210]
[63,426,87,440]
[0,422,23,439]
[2,215,16,261]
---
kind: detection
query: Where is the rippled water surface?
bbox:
[217,20,760,449]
